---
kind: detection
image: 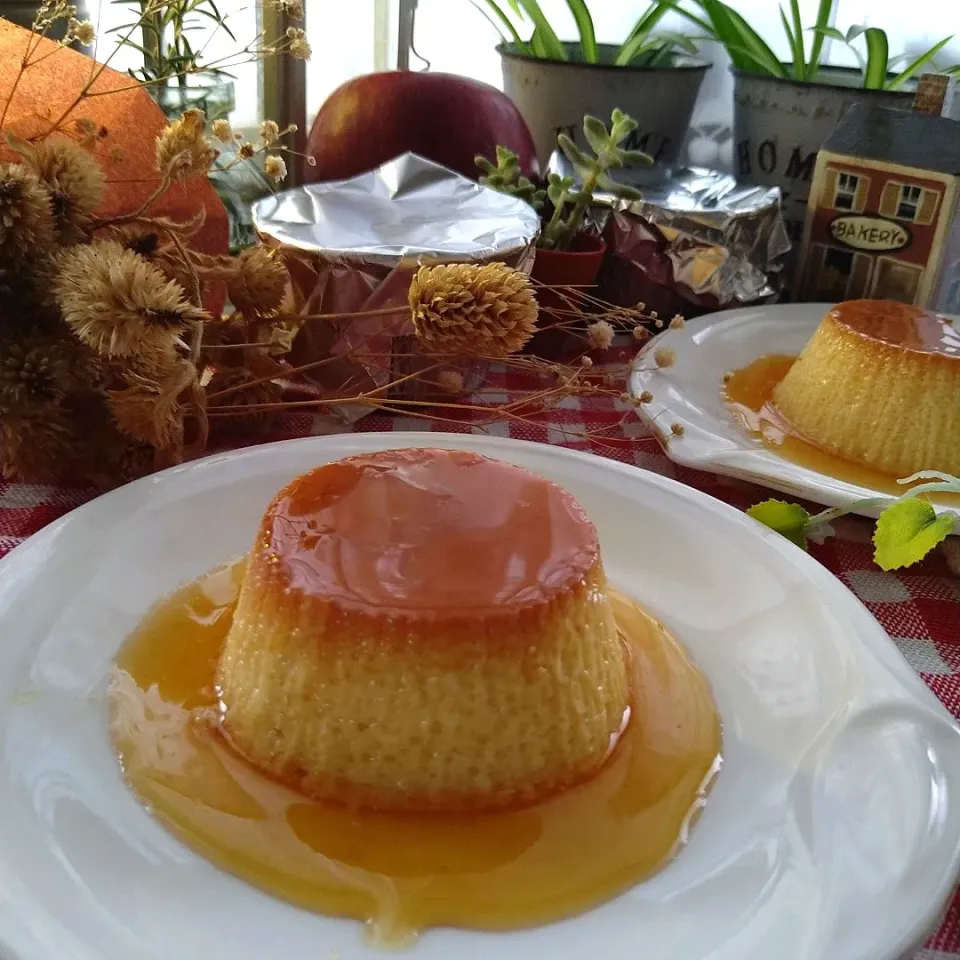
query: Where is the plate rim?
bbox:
[627,302,960,520]
[0,431,958,960]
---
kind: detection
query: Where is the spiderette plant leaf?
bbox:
[595,171,643,199]
[686,0,952,90]
[557,134,594,175]
[597,150,624,170]
[582,116,610,156]
[476,0,699,67]
[546,173,575,207]
[617,148,655,166]
[609,114,638,145]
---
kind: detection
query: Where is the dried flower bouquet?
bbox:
[0,0,316,485]
[0,1,660,490]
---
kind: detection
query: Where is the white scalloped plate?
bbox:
[1,433,959,960]
[628,302,960,520]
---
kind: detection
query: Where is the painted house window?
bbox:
[872,256,924,304]
[880,181,942,225]
[816,245,854,300]
[807,243,874,301]
[834,173,861,211]
[896,185,924,221]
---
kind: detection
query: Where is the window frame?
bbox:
[834,171,860,211]
[896,184,924,222]
[871,254,924,302]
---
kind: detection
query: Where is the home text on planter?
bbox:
[736,139,819,245]
[736,140,817,185]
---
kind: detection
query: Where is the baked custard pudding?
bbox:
[725,300,960,493]
[110,447,721,940]
[773,300,960,478]
[216,448,631,813]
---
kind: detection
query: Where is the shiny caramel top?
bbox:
[830,300,960,357]
[258,448,599,616]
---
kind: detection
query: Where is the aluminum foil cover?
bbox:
[550,156,792,318]
[252,153,539,421]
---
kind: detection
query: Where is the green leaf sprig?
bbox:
[477,110,652,251]
[747,471,960,571]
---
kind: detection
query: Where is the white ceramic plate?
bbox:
[628,302,960,519]
[1,433,959,960]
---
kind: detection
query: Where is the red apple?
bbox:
[306,71,539,184]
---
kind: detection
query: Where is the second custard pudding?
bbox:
[216,448,631,814]
[772,300,960,478]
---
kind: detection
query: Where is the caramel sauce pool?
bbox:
[723,354,960,502]
[109,561,721,944]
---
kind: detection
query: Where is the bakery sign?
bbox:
[829,214,912,252]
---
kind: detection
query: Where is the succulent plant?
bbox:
[475,145,546,210]
[477,109,652,252]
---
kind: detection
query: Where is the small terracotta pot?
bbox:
[527,233,607,360]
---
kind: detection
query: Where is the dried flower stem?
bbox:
[160,229,205,365]
[0,3,84,130]
[89,176,172,229]
[41,8,156,136]
[33,7,301,139]
[205,351,348,401]
[71,35,290,103]
[0,29,45,130]
[92,210,206,240]
[210,360,446,414]
[295,305,407,323]
[186,376,209,455]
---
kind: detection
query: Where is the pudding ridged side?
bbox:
[773,314,960,477]
[216,550,630,813]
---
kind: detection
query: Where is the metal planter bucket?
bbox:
[500,42,709,171]
[733,67,914,252]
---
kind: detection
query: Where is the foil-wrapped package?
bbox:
[253,152,540,420]
[551,157,791,319]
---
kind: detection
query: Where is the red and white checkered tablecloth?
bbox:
[1,360,959,959]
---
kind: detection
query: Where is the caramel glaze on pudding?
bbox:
[215,448,632,814]
[110,562,720,941]
[771,300,960,478]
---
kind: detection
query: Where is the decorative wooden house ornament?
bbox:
[795,103,960,311]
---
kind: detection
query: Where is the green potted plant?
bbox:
[477,108,650,355]
[672,0,959,248]
[472,0,708,171]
